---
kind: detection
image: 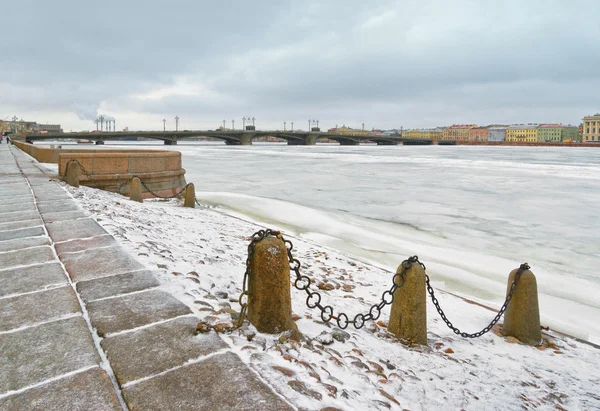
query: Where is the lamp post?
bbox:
[99,115,104,132]
[175,116,179,131]
[284,121,286,131]
[232,119,235,130]
[291,121,294,131]
[252,117,255,126]
[223,119,226,130]
[308,119,310,132]
[95,119,99,131]
[242,117,247,129]
[163,119,166,131]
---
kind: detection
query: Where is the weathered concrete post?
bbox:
[129,177,143,203]
[502,267,541,346]
[64,161,81,188]
[388,261,427,345]
[248,236,296,335]
[183,183,195,208]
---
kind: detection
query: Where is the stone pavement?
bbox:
[0,144,293,410]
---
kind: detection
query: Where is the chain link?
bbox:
[425,261,530,338]
[278,231,415,330]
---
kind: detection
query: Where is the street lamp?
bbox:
[231,119,235,130]
[252,117,255,126]
[163,119,166,131]
[284,121,286,131]
[175,116,179,131]
[291,121,294,131]
[223,119,226,130]
[242,117,247,129]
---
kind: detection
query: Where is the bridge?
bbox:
[22,130,446,146]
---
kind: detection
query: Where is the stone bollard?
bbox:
[64,161,81,188]
[502,266,541,346]
[248,236,297,336]
[129,177,144,203]
[183,183,195,208]
[388,261,427,345]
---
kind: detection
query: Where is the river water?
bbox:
[42,142,600,342]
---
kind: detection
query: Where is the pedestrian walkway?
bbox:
[0,143,292,410]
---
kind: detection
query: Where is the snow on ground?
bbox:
[64,183,600,411]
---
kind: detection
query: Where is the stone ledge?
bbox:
[0,286,81,332]
[76,270,160,302]
[86,289,192,336]
[101,316,228,385]
[122,352,293,410]
[0,262,67,298]
[0,317,100,393]
[0,367,121,411]
[60,246,146,282]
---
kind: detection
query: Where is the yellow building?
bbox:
[327,126,371,136]
[0,120,9,134]
[442,125,477,140]
[403,128,443,140]
[506,124,539,142]
[583,114,600,142]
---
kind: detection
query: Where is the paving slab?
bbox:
[34,191,72,202]
[76,269,160,302]
[0,218,42,231]
[46,217,107,243]
[0,262,67,298]
[122,351,293,411]
[0,225,45,241]
[0,286,81,332]
[0,367,121,411]
[101,316,228,385]
[87,289,192,336]
[0,236,50,252]
[0,210,40,224]
[0,316,100,393]
[0,196,34,208]
[41,209,88,223]
[0,201,36,213]
[37,199,80,214]
[55,234,118,255]
[60,245,146,282]
[0,246,55,270]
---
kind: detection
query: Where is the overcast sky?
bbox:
[1,0,599,131]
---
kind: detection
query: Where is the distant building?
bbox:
[538,124,563,142]
[560,126,579,142]
[506,124,539,142]
[488,126,507,142]
[7,120,62,134]
[327,126,371,136]
[403,128,443,140]
[442,124,477,140]
[583,114,600,142]
[468,127,488,141]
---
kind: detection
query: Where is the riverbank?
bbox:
[58,173,600,410]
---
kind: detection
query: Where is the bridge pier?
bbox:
[239,134,254,145]
[164,140,177,145]
[95,140,105,145]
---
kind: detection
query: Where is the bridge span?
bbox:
[23,130,443,146]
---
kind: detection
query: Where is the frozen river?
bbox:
[41,141,600,342]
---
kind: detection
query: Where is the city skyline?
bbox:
[1,0,599,132]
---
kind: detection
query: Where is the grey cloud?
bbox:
[1,0,599,130]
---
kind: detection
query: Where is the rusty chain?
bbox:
[278,231,413,330]
[425,261,530,338]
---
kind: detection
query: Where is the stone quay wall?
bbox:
[13,141,186,198]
